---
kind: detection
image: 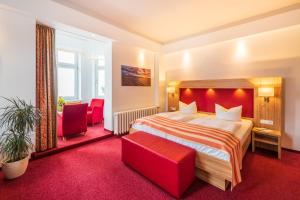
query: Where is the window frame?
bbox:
[95,58,105,98]
[56,49,79,100]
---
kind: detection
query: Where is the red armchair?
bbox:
[87,98,104,126]
[57,103,88,139]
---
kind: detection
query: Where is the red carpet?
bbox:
[1,137,300,200]
[31,124,112,159]
[57,124,111,148]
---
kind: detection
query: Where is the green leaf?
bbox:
[0,97,41,162]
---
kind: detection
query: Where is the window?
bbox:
[97,56,105,66]
[96,68,105,97]
[57,50,76,64]
[57,68,76,97]
[57,50,79,100]
[95,56,105,97]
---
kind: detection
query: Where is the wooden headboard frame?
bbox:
[167,77,284,132]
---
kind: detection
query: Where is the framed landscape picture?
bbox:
[121,65,151,86]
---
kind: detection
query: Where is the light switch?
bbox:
[260,119,274,125]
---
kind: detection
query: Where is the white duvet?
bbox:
[132,112,253,161]
[156,111,198,122]
[188,117,241,134]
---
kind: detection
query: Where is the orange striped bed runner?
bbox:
[134,115,242,189]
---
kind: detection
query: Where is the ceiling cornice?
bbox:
[52,0,162,43]
[53,1,300,45]
[163,3,300,44]
[163,7,300,53]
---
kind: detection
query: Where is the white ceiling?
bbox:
[53,0,300,44]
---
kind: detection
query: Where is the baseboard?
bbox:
[282,147,300,154]
[104,128,113,133]
[31,134,114,160]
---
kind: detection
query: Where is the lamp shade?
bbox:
[258,87,274,97]
[167,87,175,94]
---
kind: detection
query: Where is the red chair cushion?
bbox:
[57,103,88,137]
[87,99,104,125]
[122,132,195,198]
[90,98,104,108]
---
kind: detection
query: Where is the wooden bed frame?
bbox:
[166,78,284,190]
[195,132,251,190]
[130,127,251,191]
[130,78,283,191]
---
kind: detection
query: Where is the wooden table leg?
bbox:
[252,132,255,152]
[278,136,281,159]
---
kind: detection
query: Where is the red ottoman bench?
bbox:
[121,131,196,198]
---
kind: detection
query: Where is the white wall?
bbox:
[161,25,300,151]
[112,42,157,112]
[0,1,161,131]
[0,8,35,102]
[0,7,36,138]
[0,7,35,164]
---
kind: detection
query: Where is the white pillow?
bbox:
[215,104,242,121]
[179,101,197,114]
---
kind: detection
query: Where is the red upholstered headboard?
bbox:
[179,88,254,118]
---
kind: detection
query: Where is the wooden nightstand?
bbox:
[252,127,282,159]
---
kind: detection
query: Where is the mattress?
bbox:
[132,112,253,162]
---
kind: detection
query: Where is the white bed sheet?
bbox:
[132,112,253,162]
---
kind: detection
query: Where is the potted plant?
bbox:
[57,96,65,112]
[0,97,41,179]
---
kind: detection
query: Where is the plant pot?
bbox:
[2,156,29,179]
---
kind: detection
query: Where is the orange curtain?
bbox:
[36,24,57,152]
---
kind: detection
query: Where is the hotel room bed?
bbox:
[155,111,199,122]
[130,112,253,190]
[134,112,253,161]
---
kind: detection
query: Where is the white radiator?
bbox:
[113,106,159,135]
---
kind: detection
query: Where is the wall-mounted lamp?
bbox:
[258,87,274,103]
[167,86,176,111]
[138,50,145,67]
[167,87,175,96]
